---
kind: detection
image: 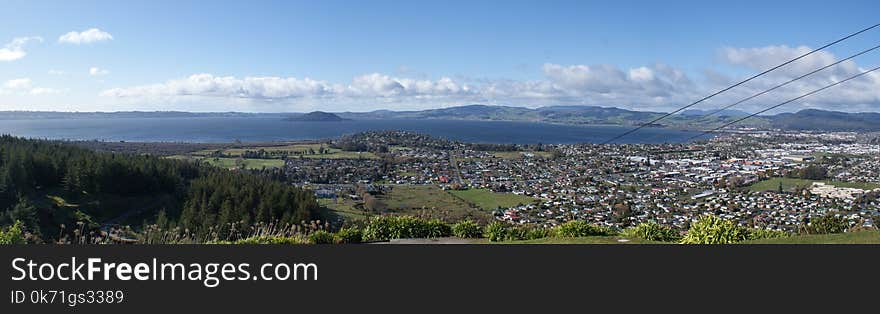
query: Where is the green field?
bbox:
[192,143,377,159]
[448,189,537,210]
[743,230,880,244]
[384,185,473,211]
[749,177,880,192]
[198,157,285,170]
[167,155,285,170]
[320,185,494,223]
[319,198,370,222]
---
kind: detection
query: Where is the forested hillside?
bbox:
[0,135,320,243]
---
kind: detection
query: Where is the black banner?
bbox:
[1,245,876,312]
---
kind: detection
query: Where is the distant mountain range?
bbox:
[771,109,880,131]
[2,105,880,132]
[679,109,751,117]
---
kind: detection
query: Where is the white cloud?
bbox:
[628,67,655,81]
[29,87,61,95]
[2,78,62,96]
[89,67,109,76]
[719,45,859,78]
[98,45,880,113]
[58,28,113,44]
[101,73,475,101]
[0,37,43,61]
[4,78,33,90]
[714,45,880,112]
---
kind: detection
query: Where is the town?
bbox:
[197,130,880,233]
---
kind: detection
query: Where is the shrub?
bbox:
[452,220,483,238]
[362,215,452,241]
[553,220,616,237]
[0,221,26,245]
[232,235,309,245]
[747,228,789,240]
[800,214,849,235]
[425,219,452,238]
[523,226,550,240]
[504,225,530,241]
[622,222,681,242]
[308,230,336,244]
[484,221,508,242]
[334,227,363,244]
[680,215,749,244]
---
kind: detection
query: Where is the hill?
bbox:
[285,111,348,121]
[771,109,880,131]
[679,109,750,117]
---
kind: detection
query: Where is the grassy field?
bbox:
[749,177,880,192]
[743,231,880,244]
[448,189,537,210]
[384,185,473,211]
[194,157,285,170]
[319,198,371,222]
[192,143,378,159]
[321,185,494,224]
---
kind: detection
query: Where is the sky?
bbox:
[1,0,879,113]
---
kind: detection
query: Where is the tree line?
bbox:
[0,135,321,242]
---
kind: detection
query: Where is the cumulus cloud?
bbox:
[101,73,475,101]
[715,45,879,112]
[98,45,880,112]
[4,78,33,90]
[89,67,109,76]
[0,37,43,61]
[2,78,61,96]
[58,28,113,44]
[29,87,61,95]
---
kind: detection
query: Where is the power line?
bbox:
[697,43,880,120]
[601,22,880,144]
[687,64,880,141]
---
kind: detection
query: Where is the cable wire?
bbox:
[601,23,880,144]
[687,64,880,141]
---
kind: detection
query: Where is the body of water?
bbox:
[0,117,710,144]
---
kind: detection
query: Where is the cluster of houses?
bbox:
[286,130,880,231]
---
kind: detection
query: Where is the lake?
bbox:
[0,117,710,144]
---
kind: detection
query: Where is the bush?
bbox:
[334,227,363,244]
[0,221,26,245]
[553,220,616,237]
[504,225,530,241]
[800,214,848,235]
[231,235,309,245]
[680,215,749,244]
[523,226,550,240]
[622,222,680,242]
[452,220,483,238]
[425,219,453,238]
[484,221,508,242]
[747,228,788,240]
[362,216,452,241]
[308,230,336,244]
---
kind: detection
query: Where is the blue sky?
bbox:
[1,0,878,112]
